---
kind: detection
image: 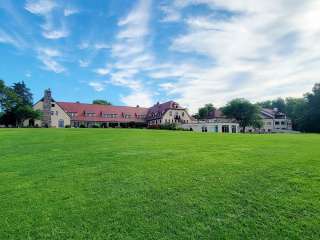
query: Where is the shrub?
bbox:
[92,124,100,128]
[79,124,86,128]
[148,123,187,131]
[65,125,71,128]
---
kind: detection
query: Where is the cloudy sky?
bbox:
[0,0,319,112]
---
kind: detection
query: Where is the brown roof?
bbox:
[261,108,286,119]
[146,101,184,120]
[207,109,225,119]
[57,102,149,123]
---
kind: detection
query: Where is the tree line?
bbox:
[0,80,41,127]
[194,83,320,133]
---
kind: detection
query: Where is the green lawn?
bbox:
[1,129,320,239]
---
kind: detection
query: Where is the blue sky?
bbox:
[0,0,319,112]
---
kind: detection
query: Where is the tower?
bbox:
[42,89,52,127]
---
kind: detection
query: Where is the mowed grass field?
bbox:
[1,129,320,239]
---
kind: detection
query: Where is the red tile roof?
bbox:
[57,102,149,123]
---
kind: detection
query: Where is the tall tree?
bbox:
[197,103,215,119]
[0,81,40,127]
[257,98,286,113]
[13,81,33,106]
[304,83,320,133]
[222,98,261,132]
[285,97,307,131]
[0,80,5,110]
[92,99,112,105]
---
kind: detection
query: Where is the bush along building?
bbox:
[25,89,292,133]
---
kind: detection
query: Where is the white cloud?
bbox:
[37,47,66,73]
[106,0,154,104]
[78,42,89,50]
[79,59,90,68]
[89,82,105,92]
[25,0,70,40]
[42,28,69,39]
[94,67,110,76]
[147,0,320,112]
[0,28,26,48]
[159,5,181,22]
[64,8,79,16]
[25,0,56,15]
[94,43,110,50]
[25,72,32,78]
[121,91,153,107]
[38,47,61,57]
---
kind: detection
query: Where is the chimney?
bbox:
[42,89,52,127]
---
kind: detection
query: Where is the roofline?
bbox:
[57,101,149,110]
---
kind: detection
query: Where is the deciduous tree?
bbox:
[222,98,261,132]
[92,99,112,105]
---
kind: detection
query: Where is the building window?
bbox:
[232,125,237,133]
[275,121,280,125]
[86,112,96,117]
[58,119,64,128]
[215,125,219,132]
[222,125,229,133]
[182,112,185,117]
[51,104,55,107]
[169,111,172,116]
[51,111,54,116]
[68,112,77,117]
[281,121,285,125]
[56,111,58,116]
[202,126,208,132]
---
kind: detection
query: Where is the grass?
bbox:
[0,129,320,239]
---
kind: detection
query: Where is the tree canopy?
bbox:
[196,103,215,119]
[222,98,262,132]
[257,98,286,113]
[304,83,320,133]
[92,99,112,105]
[0,80,41,127]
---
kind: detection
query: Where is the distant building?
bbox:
[26,89,149,128]
[246,108,292,133]
[25,89,291,134]
[181,109,240,133]
[146,101,192,126]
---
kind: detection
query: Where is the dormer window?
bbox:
[86,112,96,117]
[68,112,77,117]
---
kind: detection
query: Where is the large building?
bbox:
[146,101,193,126]
[28,89,149,128]
[246,108,292,133]
[181,109,240,133]
[26,89,291,134]
[27,89,240,133]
